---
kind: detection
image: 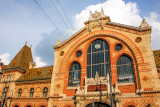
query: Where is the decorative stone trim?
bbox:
[118,82,135,86]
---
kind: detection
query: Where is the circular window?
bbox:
[115,44,122,51]
[135,37,142,43]
[60,51,64,56]
[76,50,82,57]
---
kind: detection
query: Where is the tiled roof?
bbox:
[1,65,6,70]
[5,45,33,71]
[153,50,160,68]
[16,66,53,82]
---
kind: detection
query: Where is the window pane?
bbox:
[87,39,110,78]
[68,62,81,86]
[117,55,134,83]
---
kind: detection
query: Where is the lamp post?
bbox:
[109,69,113,107]
[92,98,94,107]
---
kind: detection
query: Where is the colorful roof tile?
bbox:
[6,45,33,71]
[16,66,53,82]
[153,50,160,68]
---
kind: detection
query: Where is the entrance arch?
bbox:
[86,102,110,107]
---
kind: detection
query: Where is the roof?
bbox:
[153,50,160,68]
[5,45,33,71]
[1,65,6,70]
[54,21,151,49]
[16,66,53,82]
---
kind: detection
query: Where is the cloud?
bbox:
[74,0,142,30]
[33,0,160,65]
[0,53,11,65]
[74,0,160,51]
[34,30,64,66]
[35,57,47,68]
[146,12,160,50]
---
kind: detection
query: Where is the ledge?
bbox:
[67,86,77,90]
[118,82,135,86]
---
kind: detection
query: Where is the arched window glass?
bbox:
[87,39,110,78]
[43,87,48,97]
[18,88,22,97]
[117,55,135,83]
[29,88,34,97]
[68,62,81,86]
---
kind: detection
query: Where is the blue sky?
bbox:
[0,0,160,67]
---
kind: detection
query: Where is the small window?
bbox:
[115,43,122,51]
[18,88,22,97]
[30,88,34,97]
[76,50,82,57]
[43,87,48,97]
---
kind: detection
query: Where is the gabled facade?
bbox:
[1,9,160,107]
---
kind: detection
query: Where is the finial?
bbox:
[25,41,27,46]
[30,45,32,49]
[140,18,149,27]
[101,7,105,17]
[89,11,93,21]
[56,38,62,45]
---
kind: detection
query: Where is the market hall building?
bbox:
[1,9,160,107]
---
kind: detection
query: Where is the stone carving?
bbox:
[140,19,149,28]
[75,72,120,96]
[142,76,149,82]
[89,8,106,21]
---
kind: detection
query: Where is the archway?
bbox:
[86,102,110,107]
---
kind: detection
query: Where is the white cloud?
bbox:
[0,53,11,65]
[35,57,47,68]
[73,0,160,50]
[146,12,160,50]
[74,0,142,30]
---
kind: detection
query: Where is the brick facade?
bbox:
[0,9,160,107]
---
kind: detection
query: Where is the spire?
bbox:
[56,38,62,46]
[0,59,2,74]
[140,19,149,27]
[101,7,105,17]
[89,11,93,21]
[25,41,27,46]
[6,44,33,71]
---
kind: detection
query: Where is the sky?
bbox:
[0,0,160,67]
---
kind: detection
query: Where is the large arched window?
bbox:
[43,87,48,97]
[29,88,34,97]
[68,62,81,86]
[117,55,135,83]
[87,39,110,78]
[18,88,22,97]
